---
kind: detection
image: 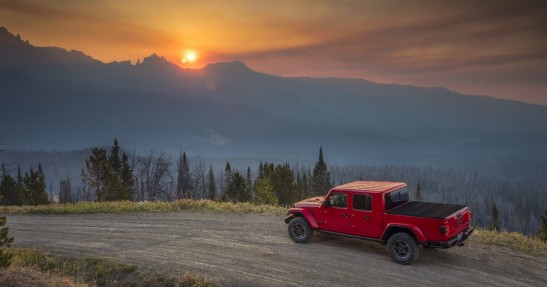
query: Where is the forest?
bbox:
[1,138,546,235]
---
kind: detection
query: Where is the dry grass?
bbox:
[471,228,547,256]
[0,199,287,216]
[0,265,87,287]
[1,248,219,287]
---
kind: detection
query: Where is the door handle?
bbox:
[363,216,371,220]
[340,213,348,217]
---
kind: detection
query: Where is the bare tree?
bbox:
[136,152,172,201]
[75,178,94,202]
[191,159,206,200]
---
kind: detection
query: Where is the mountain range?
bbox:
[1,26,546,167]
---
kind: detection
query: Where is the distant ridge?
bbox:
[0,27,546,166]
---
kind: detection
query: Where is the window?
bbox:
[385,188,409,210]
[328,192,347,208]
[353,194,372,211]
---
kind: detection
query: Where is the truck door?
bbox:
[349,193,383,238]
[317,191,350,233]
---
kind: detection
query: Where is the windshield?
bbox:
[385,188,409,210]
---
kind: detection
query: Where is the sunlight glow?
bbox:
[181,50,197,64]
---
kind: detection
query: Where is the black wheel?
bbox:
[387,232,419,265]
[288,217,313,243]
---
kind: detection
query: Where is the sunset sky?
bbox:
[1,0,546,104]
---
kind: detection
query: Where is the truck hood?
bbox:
[293,196,325,208]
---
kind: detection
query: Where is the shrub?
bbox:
[0,216,15,267]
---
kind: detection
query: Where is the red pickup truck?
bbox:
[285,181,473,264]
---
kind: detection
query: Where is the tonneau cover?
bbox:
[386,201,466,219]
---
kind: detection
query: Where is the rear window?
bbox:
[385,188,409,210]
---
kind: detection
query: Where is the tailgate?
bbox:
[444,207,471,238]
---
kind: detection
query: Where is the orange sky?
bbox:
[1,0,546,104]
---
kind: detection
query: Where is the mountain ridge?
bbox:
[1,27,546,166]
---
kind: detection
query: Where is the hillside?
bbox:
[1,27,547,166]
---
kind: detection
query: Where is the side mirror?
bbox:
[322,200,329,208]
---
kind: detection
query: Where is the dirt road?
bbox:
[6,212,546,286]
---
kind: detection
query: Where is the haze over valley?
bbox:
[1,27,546,234]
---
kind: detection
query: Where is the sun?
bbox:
[181,50,197,64]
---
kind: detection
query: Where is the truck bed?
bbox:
[386,201,466,219]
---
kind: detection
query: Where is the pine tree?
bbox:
[224,161,233,196]
[109,139,121,174]
[0,175,21,206]
[245,166,253,200]
[226,172,246,203]
[120,153,134,200]
[312,146,331,196]
[36,164,49,205]
[0,164,18,205]
[176,152,192,199]
[537,211,547,242]
[16,166,22,184]
[104,139,128,201]
[415,182,423,201]
[22,165,49,206]
[238,173,251,202]
[207,165,216,200]
[82,148,111,202]
[15,166,24,205]
[258,161,264,179]
[489,203,500,231]
[271,163,296,205]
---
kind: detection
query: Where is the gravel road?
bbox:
[6,212,546,287]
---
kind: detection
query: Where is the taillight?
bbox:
[466,212,471,222]
[439,224,449,235]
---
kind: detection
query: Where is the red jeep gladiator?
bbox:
[285,181,474,264]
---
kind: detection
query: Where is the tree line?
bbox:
[48,140,332,207]
[1,138,546,237]
[330,164,547,235]
[0,163,49,206]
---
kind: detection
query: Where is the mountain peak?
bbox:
[0,26,31,48]
[142,53,164,63]
[136,53,182,74]
[202,61,254,75]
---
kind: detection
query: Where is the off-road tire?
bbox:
[288,217,313,243]
[387,232,419,265]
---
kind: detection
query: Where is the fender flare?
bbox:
[285,208,319,229]
[381,223,427,245]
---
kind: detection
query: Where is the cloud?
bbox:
[0,0,545,103]
[0,0,177,62]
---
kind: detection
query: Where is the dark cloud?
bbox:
[208,1,547,103]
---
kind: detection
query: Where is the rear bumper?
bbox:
[439,226,474,248]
